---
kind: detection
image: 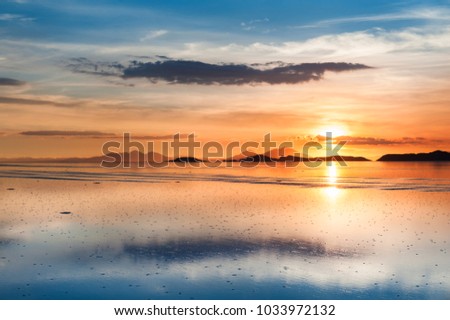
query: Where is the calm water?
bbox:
[0,162,449,299]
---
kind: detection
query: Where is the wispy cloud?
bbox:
[65,57,124,76]
[0,77,25,86]
[18,131,191,140]
[241,18,270,31]
[3,19,448,69]
[20,130,114,137]
[68,58,371,85]
[317,135,446,146]
[0,13,34,22]
[140,29,168,41]
[131,134,190,140]
[295,7,450,29]
[0,96,77,108]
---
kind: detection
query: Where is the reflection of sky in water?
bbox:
[0,163,449,299]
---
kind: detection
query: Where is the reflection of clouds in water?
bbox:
[119,238,450,291]
[122,237,357,261]
[164,254,392,288]
[118,238,430,289]
[0,237,16,268]
[1,232,449,298]
[0,236,15,247]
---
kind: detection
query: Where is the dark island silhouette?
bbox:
[171,157,203,163]
[1,147,370,164]
[226,147,370,162]
[377,150,450,161]
[235,154,370,163]
[4,149,449,164]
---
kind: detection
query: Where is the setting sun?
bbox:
[317,125,348,137]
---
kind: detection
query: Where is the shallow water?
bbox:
[0,162,449,299]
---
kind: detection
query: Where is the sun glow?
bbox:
[317,125,348,137]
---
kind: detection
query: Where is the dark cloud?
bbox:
[0,77,25,86]
[20,130,114,137]
[68,57,371,85]
[122,60,372,85]
[318,135,445,145]
[0,96,77,108]
[66,57,124,76]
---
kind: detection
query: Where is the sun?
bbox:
[317,125,348,137]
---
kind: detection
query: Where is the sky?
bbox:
[1,0,450,159]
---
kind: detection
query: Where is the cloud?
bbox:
[241,18,270,31]
[123,60,371,85]
[295,7,450,29]
[0,96,77,107]
[68,58,371,85]
[140,29,168,41]
[131,134,190,140]
[317,135,445,145]
[0,13,33,22]
[20,130,115,137]
[5,18,448,70]
[65,57,124,76]
[18,131,191,140]
[0,77,25,86]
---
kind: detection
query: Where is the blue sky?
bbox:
[2,0,449,44]
[1,0,450,158]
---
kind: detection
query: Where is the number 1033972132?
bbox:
[256,304,336,316]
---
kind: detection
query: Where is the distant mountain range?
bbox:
[226,147,369,162]
[377,150,450,161]
[229,147,295,161]
[235,154,370,162]
[2,149,449,164]
[0,151,168,165]
[171,157,203,163]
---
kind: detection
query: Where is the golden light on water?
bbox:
[324,186,341,198]
[327,163,338,184]
[324,162,341,199]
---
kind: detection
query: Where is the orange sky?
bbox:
[1,3,450,160]
[1,68,449,160]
